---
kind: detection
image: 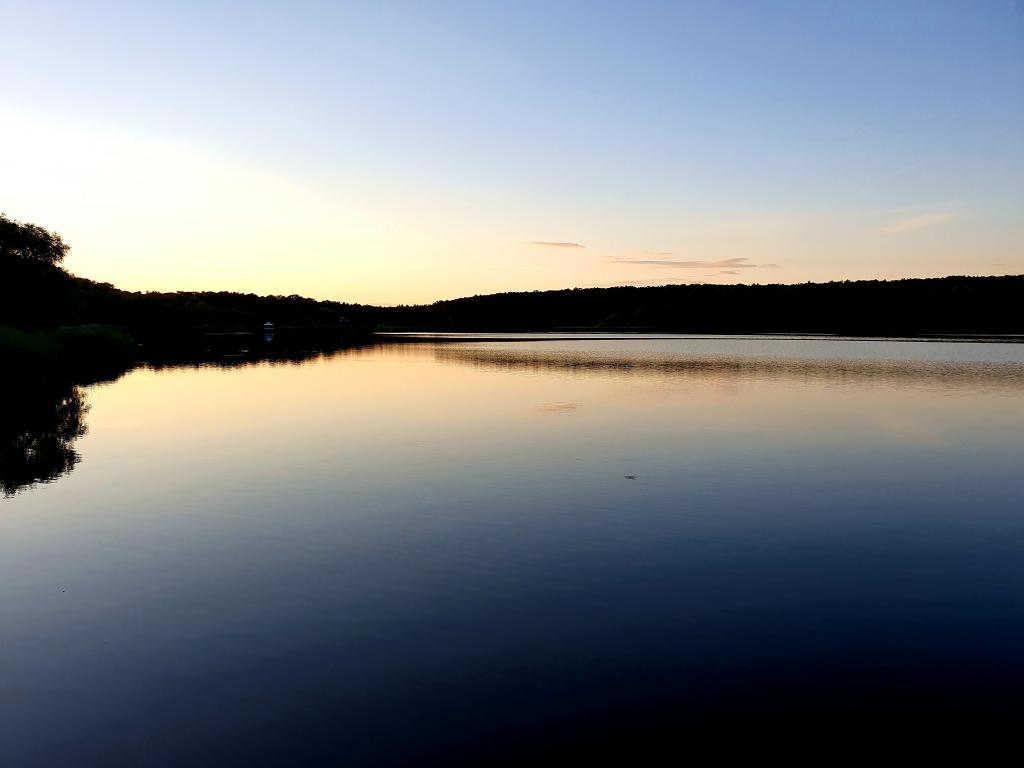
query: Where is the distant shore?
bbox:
[7,323,1024,391]
[376,330,1024,344]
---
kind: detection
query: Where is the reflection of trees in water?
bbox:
[434,346,1024,393]
[0,344,379,497]
[1,383,88,497]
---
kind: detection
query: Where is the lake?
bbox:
[4,335,1024,763]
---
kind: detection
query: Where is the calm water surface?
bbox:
[3,336,1024,763]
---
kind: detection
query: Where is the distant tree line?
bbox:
[2,213,1022,337]
[379,277,1024,335]
[0,214,376,333]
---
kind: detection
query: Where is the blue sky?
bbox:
[2,1,1022,303]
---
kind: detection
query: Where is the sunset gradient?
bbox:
[2,1,1022,304]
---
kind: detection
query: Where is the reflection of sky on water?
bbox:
[3,338,1024,763]
[435,337,1024,393]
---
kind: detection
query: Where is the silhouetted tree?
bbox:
[0,213,70,265]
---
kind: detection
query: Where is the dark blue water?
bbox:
[3,337,1024,763]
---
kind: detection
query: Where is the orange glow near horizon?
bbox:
[2,109,1021,306]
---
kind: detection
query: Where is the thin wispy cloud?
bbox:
[533,402,581,414]
[877,211,953,234]
[611,256,766,269]
[530,241,585,248]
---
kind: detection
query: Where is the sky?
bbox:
[1,0,1022,305]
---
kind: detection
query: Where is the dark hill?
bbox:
[2,214,1021,338]
[379,276,1024,336]
[4,260,1022,338]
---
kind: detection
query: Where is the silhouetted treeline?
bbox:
[3,214,1022,338]
[1,214,377,335]
[5,258,1023,338]
[379,277,1024,335]
[0,256,376,333]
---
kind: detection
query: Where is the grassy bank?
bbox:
[1,325,137,382]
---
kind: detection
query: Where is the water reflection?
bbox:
[5,339,1022,499]
[0,381,88,496]
[435,342,1024,392]
[0,347,361,497]
[3,337,1024,763]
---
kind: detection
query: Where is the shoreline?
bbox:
[376,330,1024,344]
